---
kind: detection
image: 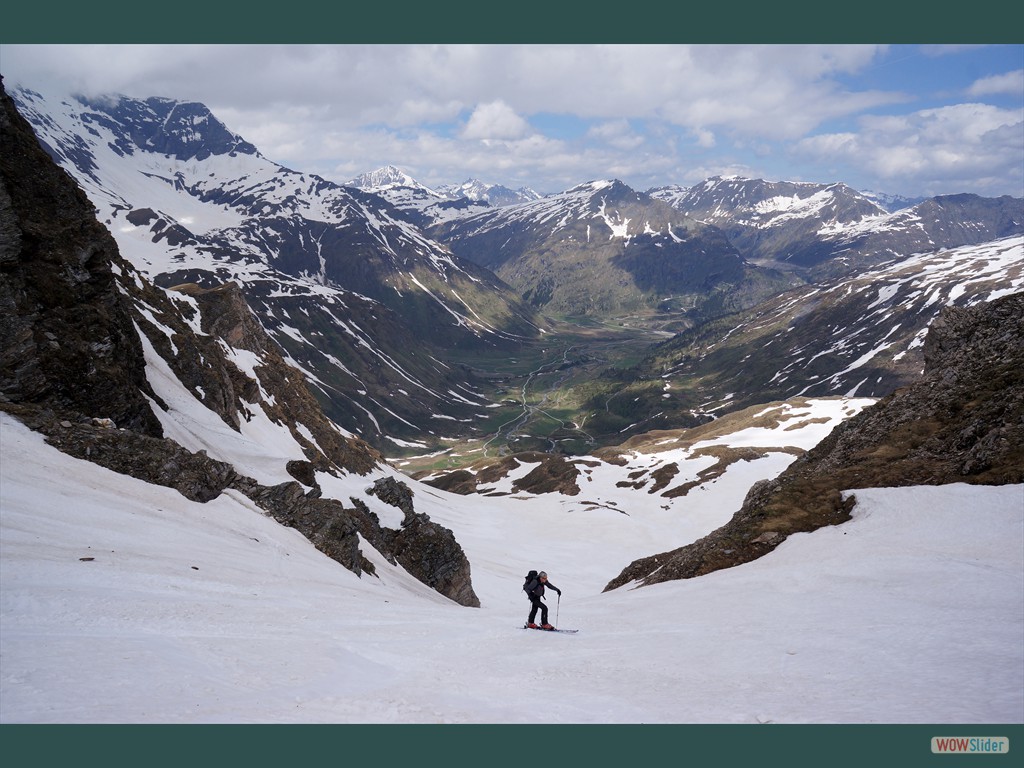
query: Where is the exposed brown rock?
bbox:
[418,451,587,496]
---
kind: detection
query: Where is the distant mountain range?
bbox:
[570,234,1023,440]
[649,176,1022,278]
[428,178,795,321]
[345,164,542,228]
[8,83,1023,454]
[9,88,542,448]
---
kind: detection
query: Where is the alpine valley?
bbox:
[1,77,1022,725]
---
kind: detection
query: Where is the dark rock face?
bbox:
[0,80,162,435]
[368,477,418,523]
[0,78,480,607]
[76,96,260,163]
[365,477,480,607]
[605,290,1024,590]
[389,515,480,607]
[7,405,239,502]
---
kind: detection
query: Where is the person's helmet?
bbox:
[539,571,547,578]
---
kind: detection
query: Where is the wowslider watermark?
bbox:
[932,737,1010,754]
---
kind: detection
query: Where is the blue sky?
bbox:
[1,44,1021,198]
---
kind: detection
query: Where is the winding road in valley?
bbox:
[479,321,670,456]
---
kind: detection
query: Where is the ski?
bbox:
[522,625,579,634]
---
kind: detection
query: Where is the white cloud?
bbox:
[796,103,1024,195]
[3,44,892,135]
[691,128,716,148]
[586,120,645,150]
[461,101,532,141]
[968,69,1024,97]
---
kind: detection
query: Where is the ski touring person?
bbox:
[524,570,562,630]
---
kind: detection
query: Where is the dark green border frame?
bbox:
[2,1,1023,43]
[1,3,1021,766]
[3,724,1023,766]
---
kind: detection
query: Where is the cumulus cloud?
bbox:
[461,100,532,141]
[690,128,716,149]
[796,103,1024,195]
[3,44,892,136]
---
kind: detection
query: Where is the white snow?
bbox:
[2,403,1021,726]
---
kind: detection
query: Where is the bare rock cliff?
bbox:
[0,77,162,434]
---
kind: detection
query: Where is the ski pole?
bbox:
[556,592,560,626]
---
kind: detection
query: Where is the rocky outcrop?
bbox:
[418,451,587,496]
[0,78,162,435]
[364,477,479,606]
[0,77,479,607]
[605,290,1024,590]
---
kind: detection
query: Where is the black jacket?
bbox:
[526,577,561,600]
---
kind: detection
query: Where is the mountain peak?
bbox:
[77,93,260,162]
[566,179,620,194]
[347,165,424,190]
[435,178,543,207]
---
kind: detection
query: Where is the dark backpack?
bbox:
[523,570,538,595]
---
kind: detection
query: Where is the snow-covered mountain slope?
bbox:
[586,235,1024,431]
[346,166,540,229]
[813,193,1024,273]
[429,179,793,319]
[858,189,926,212]
[1,75,482,606]
[3,408,1021,724]
[437,179,691,258]
[608,289,1024,590]
[415,397,874,505]
[651,176,886,229]
[347,164,426,191]
[10,87,541,447]
[12,89,535,340]
[344,164,457,224]
[652,176,1022,277]
[436,177,542,207]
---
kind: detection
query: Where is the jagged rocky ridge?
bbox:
[0,79,479,607]
[604,290,1024,590]
[652,176,1023,280]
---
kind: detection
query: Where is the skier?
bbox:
[525,571,562,630]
